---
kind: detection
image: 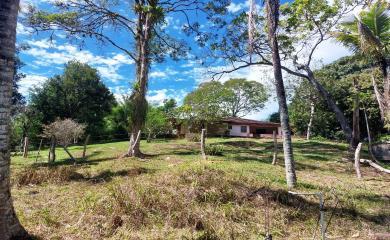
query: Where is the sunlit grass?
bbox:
[11,138,390,239]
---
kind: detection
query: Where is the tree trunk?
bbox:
[372,74,386,122]
[354,143,362,179]
[22,136,28,158]
[82,134,90,159]
[0,0,29,238]
[128,1,154,158]
[265,0,297,189]
[306,69,353,143]
[200,129,207,161]
[380,59,389,119]
[306,102,315,140]
[363,107,377,162]
[127,130,141,157]
[272,130,278,165]
[372,65,389,125]
[351,79,360,149]
[48,135,56,163]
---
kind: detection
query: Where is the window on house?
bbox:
[228,125,232,130]
[241,126,247,133]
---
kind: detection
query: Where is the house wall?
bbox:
[229,125,252,137]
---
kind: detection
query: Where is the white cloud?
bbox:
[150,71,167,78]
[227,2,249,13]
[147,89,188,106]
[16,22,33,36]
[312,39,352,66]
[19,74,48,96]
[24,39,134,82]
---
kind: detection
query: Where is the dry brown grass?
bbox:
[11,138,390,239]
[15,166,84,186]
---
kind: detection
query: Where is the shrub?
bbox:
[205,144,224,156]
[186,133,201,142]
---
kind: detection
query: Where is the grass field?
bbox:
[11,138,390,239]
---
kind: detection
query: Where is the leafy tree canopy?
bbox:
[30,61,116,137]
[289,55,383,139]
[182,78,269,124]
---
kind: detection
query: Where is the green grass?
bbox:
[11,138,390,239]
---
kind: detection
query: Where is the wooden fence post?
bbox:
[82,134,90,159]
[272,130,277,165]
[354,142,362,179]
[201,129,207,161]
[35,139,43,162]
[23,137,29,158]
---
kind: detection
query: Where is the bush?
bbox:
[186,133,201,142]
[376,134,390,143]
[205,145,224,156]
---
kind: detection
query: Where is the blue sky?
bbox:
[16,0,351,120]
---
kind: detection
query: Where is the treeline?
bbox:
[11,61,178,150]
[289,55,386,141]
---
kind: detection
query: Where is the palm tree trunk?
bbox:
[128,1,153,158]
[265,0,297,189]
[378,59,389,124]
[0,0,29,238]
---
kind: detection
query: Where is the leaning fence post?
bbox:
[82,134,90,159]
[200,129,207,161]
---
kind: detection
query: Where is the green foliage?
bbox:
[182,79,269,129]
[183,81,226,123]
[104,97,133,139]
[205,144,224,156]
[11,108,43,149]
[223,78,269,117]
[30,61,116,138]
[268,112,280,123]
[144,105,172,141]
[335,1,389,59]
[289,55,383,139]
[186,133,201,142]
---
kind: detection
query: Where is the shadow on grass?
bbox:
[31,155,118,168]
[87,167,153,183]
[249,187,389,225]
[15,165,153,186]
[219,140,266,149]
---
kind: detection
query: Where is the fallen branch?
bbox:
[360,159,390,174]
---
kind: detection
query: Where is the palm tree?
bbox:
[0,0,29,238]
[335,1,389,125]
[265,0,297,189]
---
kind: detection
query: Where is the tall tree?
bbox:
[265,0,297,188]
[27,0,224,157]
[335,1,389,126]
[289,55,383,140]
[202,0,358,144]
[222,78,268,117]
[30,61,116,137]
[183,79,268,123]
[0,0,29,238]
